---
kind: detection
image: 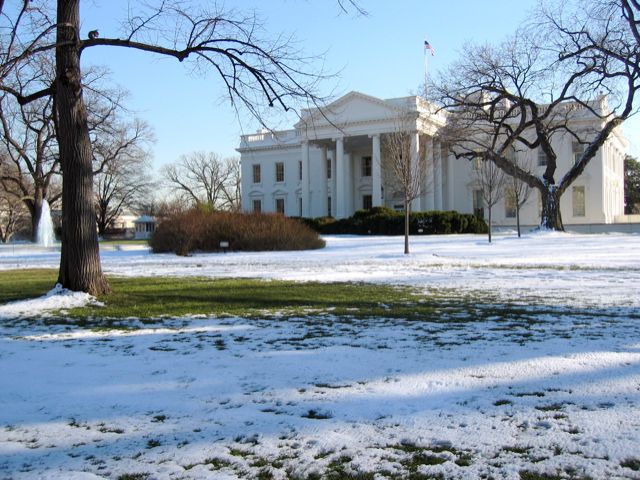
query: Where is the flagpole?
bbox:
[424,45,429,97]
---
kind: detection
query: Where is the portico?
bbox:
[275,92,446,219]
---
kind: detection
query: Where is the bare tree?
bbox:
[505,149,533,238]
[382,114,427,254]
[164,152,240,211]
[94,119,155,235]
[472,155,506,243]
[0,56,139,241]
[221,156,242,212]
[431,2,639,231]
[0,0,341,294]
[0,163,29,242]
[0,90,60,239]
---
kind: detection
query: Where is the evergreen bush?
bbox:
[150,210,326,255]
[302,208,488,235]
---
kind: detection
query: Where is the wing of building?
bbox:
[237,91,628,230]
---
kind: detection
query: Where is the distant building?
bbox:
[238,91,629,231]
[134,215,156,240]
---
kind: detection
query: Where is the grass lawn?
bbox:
[0,269,622,325]
[0,268,447,321]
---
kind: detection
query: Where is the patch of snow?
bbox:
[0,284,101,320]
[1,233,640,478]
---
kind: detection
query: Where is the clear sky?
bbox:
[79,0,639,173]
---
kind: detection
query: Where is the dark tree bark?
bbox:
[404,199,410,254]
[55,0,110,294]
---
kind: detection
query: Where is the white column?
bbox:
[434,139,443,210]
[330,149,337,217]
[345,152,353,215]
[447,153,455,211]
[336,137,346,219]
[410,132,421,212]
[371,134,382,207]
[301,141,310,217]
[426,138,435,210]
[320,147,328,216]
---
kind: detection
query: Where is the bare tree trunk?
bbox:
[540,186,563,231]
[488,206,492,243]
[404,199,410,255]
[516,204,521,238]
[55,0,111,294]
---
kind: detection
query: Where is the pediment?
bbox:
[297,91,409,128]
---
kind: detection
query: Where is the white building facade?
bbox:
[238,91,628,229]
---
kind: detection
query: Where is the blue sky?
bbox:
[80,0,638,170]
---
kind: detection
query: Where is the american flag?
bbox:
[424,39,435,56]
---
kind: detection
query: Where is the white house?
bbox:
[238,91,629,230]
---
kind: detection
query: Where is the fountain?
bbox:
[35,199,55,247]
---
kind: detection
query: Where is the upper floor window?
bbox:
[275,162,285,182]
[298,161,302,181]
[252,164,261,183]
[572,142,586,166]
[362,156,372,177]
[327,158,332,179]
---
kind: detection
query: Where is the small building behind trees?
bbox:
[134,215,156,240]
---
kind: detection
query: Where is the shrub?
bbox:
[303,208,488,235]
[150,210,325,255]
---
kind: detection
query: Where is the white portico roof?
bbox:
[237,91,446,152]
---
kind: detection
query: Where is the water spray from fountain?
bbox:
[36,199,55,247]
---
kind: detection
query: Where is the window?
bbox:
[505,190,516,218]
[572,186,585,217]
[275,198,285,214]
[362,194,372,210]
[537,148,548,166]
[362,156,372,177]
[252,199,262,213]
[327,158,332,179]
[298,197,303,217]
[298,161,302,181]
[327,196,332,217]
[275,162,285,182]
[252,164,261,183]
[572,142,585,165]
[473,189,484,219]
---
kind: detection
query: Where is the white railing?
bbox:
[240,129,298,145]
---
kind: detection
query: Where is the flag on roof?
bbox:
[424,39,435,56]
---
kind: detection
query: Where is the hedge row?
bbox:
[150,209,325,255]
[301,207,488,235]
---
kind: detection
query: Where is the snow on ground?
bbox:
[1,232,640,479]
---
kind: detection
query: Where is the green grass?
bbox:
[0,269,58,303]
[0,269,451,321]
[0,269,630,327]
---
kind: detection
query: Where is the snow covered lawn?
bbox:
[1,232,640,479]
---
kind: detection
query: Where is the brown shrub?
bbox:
[150,210,325,255]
